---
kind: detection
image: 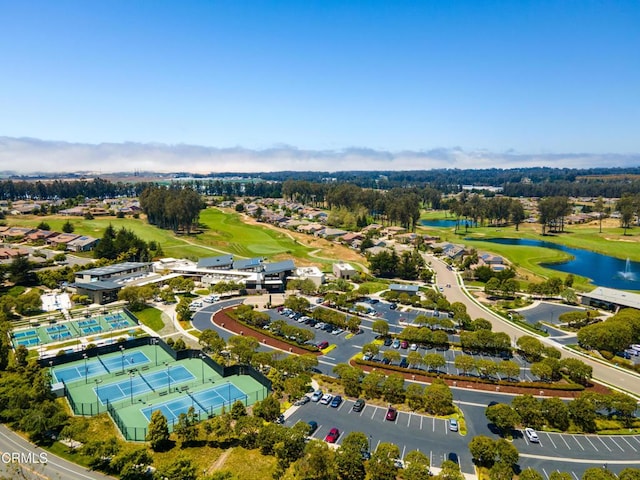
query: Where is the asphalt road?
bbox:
[0,425,115,480]
[286,397,640,477]
[426,254,640,398]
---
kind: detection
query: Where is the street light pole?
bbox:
[153,338,158,366]
[165,363,172,393]
[120,345,125,374]
[94,379,102,413]
[129,370,135,404]
[83,354,88,383]
[199,353,205,384]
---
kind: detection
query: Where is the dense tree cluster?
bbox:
[0,177,145,201]
[447,194,526,230]
[94,224,158,261]
[537,196,572,234]
[368,250,426,279]
[578,308,640,355]
[139,185,203,232]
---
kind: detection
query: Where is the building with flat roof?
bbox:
[581,287,640,311]
[333,262,357,280]
[389,284,420,294]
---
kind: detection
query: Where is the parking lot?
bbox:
[285,395,474,473]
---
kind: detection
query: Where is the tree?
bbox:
[494,438,518,466]
[372,320,390,337]
[475,359,498,379]
[568,395,597,432]
[333,364,364,398]
[512,395,543,429]
[230,400,247,420]
[550,473,573,480]
[489,461,514,480]
[146,410,170,451]
[382,349,401,365]
[156,454,197,480]
[336,433,367,480]
[403,450,430,480]
[516,336,545,362]
[382,373,405,403]
[423,379,453,415]
[437,460,465,480]
[36,221,50,230]
[497,360,520,381]
[361,371,384,399]
[405,383,424,411]
[173,406,199,446]
[541,397,570,431]
[293,440,337,480]
[228,335,259,364]
[582,468,618,480]
[199,329,226,354]
[8,255,35,285]
[253,394,281,422]
[560,358,592,385]
[519,468,544,480]
[62,220,75,233]
[423,353,446,372]
[619,468,640,480]
[485,404,520,437]
[454,355,476,376]
[469,435,496,467]
[366,442,400,480]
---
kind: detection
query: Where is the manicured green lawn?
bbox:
[133,306,165,332]
[358,281,390,293]
[197,209,317,260]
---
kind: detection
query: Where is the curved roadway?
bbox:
[427,254,640,399]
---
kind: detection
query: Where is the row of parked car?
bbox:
[278,307,345,336]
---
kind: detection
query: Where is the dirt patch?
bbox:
[208,447,234,473]
[213,308,321,356]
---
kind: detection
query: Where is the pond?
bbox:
[468,237,640,290]
[420,219,458,228]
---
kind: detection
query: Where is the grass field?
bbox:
[133,307,165,332]
[419,212,640,288]
[7,209,362,268]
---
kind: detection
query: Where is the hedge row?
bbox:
[353,358,585,392]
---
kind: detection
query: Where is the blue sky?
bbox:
[1,1,639,172]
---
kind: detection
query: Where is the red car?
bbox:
[325,427,340,443]
[400,340,409,349]
[386,406,397,421]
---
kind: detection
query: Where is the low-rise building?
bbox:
[333,262,357,280]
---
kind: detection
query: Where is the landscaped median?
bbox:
[349,354,605,397]
[212,307,322,355]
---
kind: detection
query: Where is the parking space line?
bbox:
[407,413,411,428]
[336,402,345,412]
[608,436,625,452]
[572,472,580,480]
[584,435,599,451]
[432,417,436,432]
[572,435,585,450]
[371,406,377,420]
[375,440,381,451]
[401,445,406,460]
[632,436,640,446]
[420,416,423,430]
[559,434,571,450]
[545,433,557,449]
[597,436,612,452]
[541,468,549,480]
[621,436,638,452]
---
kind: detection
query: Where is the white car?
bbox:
[409,343,418,351]
[320,394,333,405]
[525,428,539,443]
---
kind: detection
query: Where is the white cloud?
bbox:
[0,136,638,174]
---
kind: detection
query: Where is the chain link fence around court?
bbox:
[106,387,269,441]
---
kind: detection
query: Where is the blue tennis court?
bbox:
[52,351,150,383]
[78,319,98,328]
[13,329,38,339]
[46,325,68,334]
[50,331,72,341]
[94,364,195,404]
[16,337,40,347]
[82,325,103,335]
[140,383,247,422]
[100,351,149,373]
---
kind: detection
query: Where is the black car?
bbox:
[352,398,366,412]
[389,303,397,310]
[323,324,334,332]
[307,421,318,434]
[383,337,393,346]
[399,358,408,368]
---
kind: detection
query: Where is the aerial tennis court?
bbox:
[10,309,139,349]
[95,364,195,404]
[140,382,247,422]
[52,350,150,383]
